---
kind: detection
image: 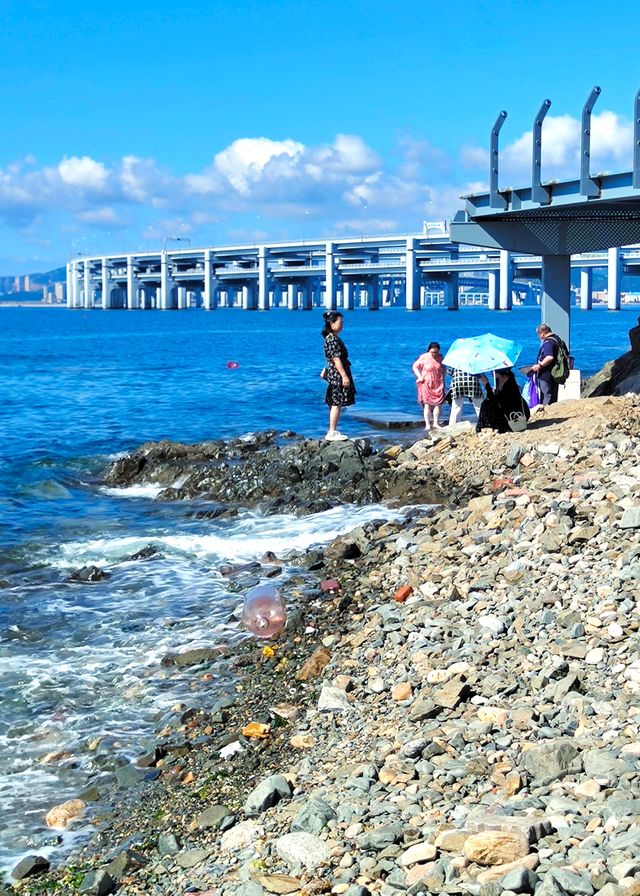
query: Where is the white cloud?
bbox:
[58,156,109,190]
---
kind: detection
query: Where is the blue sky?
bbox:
[1,0,638,273]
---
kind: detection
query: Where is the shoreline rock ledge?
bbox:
[10,392,640,896]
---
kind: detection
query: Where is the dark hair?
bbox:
[427,342,440,351]
[495,367,515,379]
[322,311,343,338]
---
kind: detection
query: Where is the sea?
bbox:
[0,302,637,877]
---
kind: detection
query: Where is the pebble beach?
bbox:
[8,392,640,896]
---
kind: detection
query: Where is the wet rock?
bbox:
[68,565,110,583]
[11,855,50,880]
[161,646,222,667]
[45,798,87,828]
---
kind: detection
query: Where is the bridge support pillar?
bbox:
[499,250,512,310]
[405,237,420,310]
[176,286,187,310]
[342,281,354,310]
[287,283,299,310]
[580,268,593,310]
[69,262,81,307]
[324,241,337,310]
[203,249,218,310]
[541,254,571,346]
[258,247,271,310]
[607,247,622,310]
[126,257,140,309]
[301,283,312,310]
[368,276,380,310]
[487,271,499,310]
[160,253,177,310]
[101,259,111,310]
[445,273,459,310]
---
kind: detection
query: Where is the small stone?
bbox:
[391,681,413,701]
[291,734,315,749]
[317,686,351,712]
[398,841,437,866]
[296,646,331,681]
[275,832,331,870]
[585,647,605,664]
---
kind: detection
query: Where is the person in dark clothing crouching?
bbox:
[476,368,530,433]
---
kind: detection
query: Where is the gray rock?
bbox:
[500,867,538,893]
[274,832,331,870]
[520,740,579,780]
[546,868,594,895]
[157,832,181,855]
[620,508,640,529]
[10,855,50,880]
[176,848,211,869]
[317,685,352,712]
[291,796,335,834]
[582,749,630,780]
[244,774,292,816]
[197,804,233,829]
[79,869,116,896]
[104,849,147,880]
[359,823,404,851]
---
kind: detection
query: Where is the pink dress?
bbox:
[414,353,445,406]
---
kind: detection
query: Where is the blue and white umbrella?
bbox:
[441,333,522,375]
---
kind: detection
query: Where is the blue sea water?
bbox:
[0,303,638,875]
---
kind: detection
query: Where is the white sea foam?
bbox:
[100,483,166,499]
[49,502,406,568]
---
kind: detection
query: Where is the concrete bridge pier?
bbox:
[177,287,188,310]
[342,281,354,310]
[258,247,271,311]
[101,260,112,309]
[444,273,459,310]
[300,283,312,310]
[83,261,95,308]
[499,251,513,310]
[127,258,140,309]
[608,248,622,310]
[580,269,593,310]
[203,249,218,310]
[487,270,499,310]
[287,283,299,310]
[324,241,337,310]
[405,237,420,310]
[160,253,178,310]
[541,255,571,346]
[368,275,380,310]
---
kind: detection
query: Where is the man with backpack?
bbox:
[531,323,570,406]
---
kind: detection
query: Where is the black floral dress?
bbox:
[323,333,356,408]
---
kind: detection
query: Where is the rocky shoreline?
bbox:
[7,393,640,896]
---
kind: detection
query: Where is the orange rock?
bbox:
[391,682,413,701]
[295,646,331,681]
[242,722,270,739]
[394,585,413,603]
[463,831,529,866]
[182,771,196,785]
[45,799,87,829]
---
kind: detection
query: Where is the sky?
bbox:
[1,0,639,274]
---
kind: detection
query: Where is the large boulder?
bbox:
[582,316,640,396]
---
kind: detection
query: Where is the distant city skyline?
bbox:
[1,0,639,274]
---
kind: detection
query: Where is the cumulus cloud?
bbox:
[58,156,109,191]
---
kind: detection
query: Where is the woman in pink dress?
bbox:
[412,341,446,431]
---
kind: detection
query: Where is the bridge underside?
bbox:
[451,174,640,345]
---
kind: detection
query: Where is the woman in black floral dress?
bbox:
[321,311,356,441]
